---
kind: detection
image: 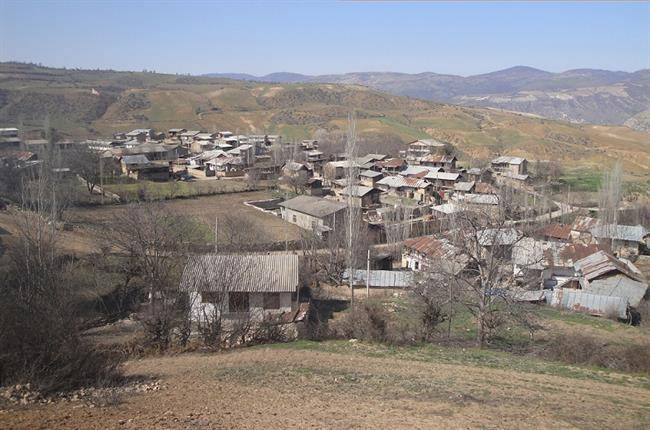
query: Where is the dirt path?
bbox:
[3,348,648,429]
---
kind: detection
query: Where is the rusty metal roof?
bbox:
[404,235,457,258]
[574,250,645,283]
[179,253,299,293]
[570,216,599,232]
[537,223,572,240]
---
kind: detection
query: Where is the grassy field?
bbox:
[0,190,301,255]
[3,341,649,429]
[103,178,254,201]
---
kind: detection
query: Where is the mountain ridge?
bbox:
[204,66,650,129]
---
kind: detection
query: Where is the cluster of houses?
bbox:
[2,126,648,323]
[0,126,283,182]
[277,139,527,236]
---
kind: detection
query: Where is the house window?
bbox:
[263,293,281,310]
[229,292,249,312]
[201,292,222,304]
[292,215,297,223]
[414,261,419,270]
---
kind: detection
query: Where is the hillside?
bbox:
[208,66,650,130]
[2,62,650,179]
[3,340,649,429]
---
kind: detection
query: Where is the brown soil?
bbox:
[2,348,648,429]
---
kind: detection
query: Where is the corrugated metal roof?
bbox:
[279,195,346,218]
[454,181,475,192]
[179,253,299,293]
[537,223,572,240]
[377,158,406,169]
[461,194,499,205]
[360,170,382,178]
[404,235,457,258]
[492,155,526,165]
[421,154,456,163]
[478,228,521,246]
[424,171,461,181]
[574,250,645,283]
[122,154,150,165]
[590,224,648,243]
[343,269,414,288]
[376,175,429,189]
[340,185,376,197]
[571,216,599,232]
[408,139,446,147]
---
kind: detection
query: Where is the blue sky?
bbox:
[1,1,649,76]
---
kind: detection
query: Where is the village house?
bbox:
[339,185,381,208]
[404,139,447,164]
[453,181,475,195]
[115,143,185,162]
[421,154,457,171]
[359,170,384,187]
[206,156,245,177]
[228,144,255,166]
[491,156,528,175]
[536,223,573,243]
[179,130,201,146]
[375,175,433,203]
[402,235,464,273]
[279,195,347,236]
[569,216,600,244]
[547,251,648,318]
[23,139,49,154]
[0,128,21,150]
[125,129,155,143]
[376,158,406,174]
[120,155,170,181]
[281,161,313,189]
[399,165,442,179]
[424,171,462,192]
[323,160,358,181]
[474,182,498,195]
[167,128,187,139]
[590,224,649,258]
[179,253,300,323]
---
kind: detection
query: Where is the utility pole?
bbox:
[99,156,104,205]
[214,216,218,253]
[366,249,370,298]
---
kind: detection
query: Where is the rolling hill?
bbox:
[2,62,650,180]
[207,66,650,130]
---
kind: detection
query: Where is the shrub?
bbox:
[542,333,650,373]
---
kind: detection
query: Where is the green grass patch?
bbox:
[559,169,602,192]
[104,179,252,201]
[266,340,650,389]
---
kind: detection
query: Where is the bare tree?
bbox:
[345,114,363,306]
[101,203,204,348]
[598,161,623,251]
[67,144,103,195]
[0,177,119,391]
[423,202,537,347]
[383,203,415,258]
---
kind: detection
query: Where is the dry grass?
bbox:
[2,345,649,429]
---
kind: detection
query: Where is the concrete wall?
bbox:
[189,291,294,322]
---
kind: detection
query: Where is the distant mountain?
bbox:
[204,66,650,129]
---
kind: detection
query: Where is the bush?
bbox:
[542,333,650,373]
[0,290,122,393]
[329,298,437,346]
